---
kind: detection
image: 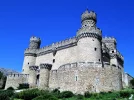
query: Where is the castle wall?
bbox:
[35,46,77,70]
[49,62,123,94]
[5,74,29,89]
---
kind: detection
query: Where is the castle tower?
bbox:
[77,10,102,63]
[38,63,52,90]
[22,36,41,74]
[28,66,38,88]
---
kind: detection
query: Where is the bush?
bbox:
[76,94,84,100]
[130,78,134,87]
[7,87,14,90]
[16,89,41,100]
[33,94,58,100]
[59,91,74,98]
[51,88,60,98]
[84,91,92,98]
[120,91,131,98]
[0,90,14,100]
[18,83,29,89]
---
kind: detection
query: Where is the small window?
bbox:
[23,69,24,71]
[75,76,78,81]
[28,62,29,65]
[53,59,55,63]
[112,51,114,53]
[94,48,97,51]
[92,39,94,41]
[99,59,100,62]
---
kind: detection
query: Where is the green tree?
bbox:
[130,78,134,87]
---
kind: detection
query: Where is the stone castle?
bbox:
[5,10,133,94]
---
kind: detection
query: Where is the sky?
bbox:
[0,0,134,76]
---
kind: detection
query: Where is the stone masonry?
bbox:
[5,10,133,93]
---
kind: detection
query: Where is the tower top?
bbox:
[81,10,97,22]
[30,36,41,43]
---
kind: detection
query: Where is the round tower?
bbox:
[38,63,52,90]
[22,36,41,74]
[28,66,38,88]
[77,10,102,63]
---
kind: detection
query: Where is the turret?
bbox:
[28,66,38,88]
[77,10,102,63]
[38,63,52,90]
[22,36,41,74]
[29,36,41,49]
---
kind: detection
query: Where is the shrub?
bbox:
[84,91,92,98]
[120,91,131,98]
[0,90,14,100]
[130,78,134,87]
[16,89,41,100]
[59,91,74,98]
[33,94,58,100]
[76,94,84,100]
[52,88,60,98]
[18,83,29,89]
[7,87,14,90]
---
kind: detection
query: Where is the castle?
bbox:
[5,10,133,94]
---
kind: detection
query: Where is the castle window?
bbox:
[94,48,97,51]
[75,76,78,81]
[99,59,100,62]
[28,62,29,65]
[112,51,114,53]
[53,59,55,63]
[53,50,57,56]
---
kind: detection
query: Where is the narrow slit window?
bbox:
[94,48,97,51]
[75,76,78,81]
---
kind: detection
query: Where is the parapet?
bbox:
[24,49,37,56]
[7,74,29,78]
[30,36,41,43]
[81,10,97,22]
[102,37,117,44]
[40,63,52,70]
[29,66,39,71]
[37,37,77,56]
[102,43,109,54]
[116,50,124,61]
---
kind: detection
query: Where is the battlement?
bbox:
[58,62,102,71]
[81,10,97,22]
[102,43,109,54]
[102,37,117,44]
[37,37,77,56]
[7,74,29,78]
[116,50,124,61]
[29,66,39,71]
[30,36,41,43]
[40,63,52,70]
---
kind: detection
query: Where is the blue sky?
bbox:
[0,0,133,76]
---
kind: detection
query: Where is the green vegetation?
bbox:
[0,88,134,100]
[130,78,134,87]
[18,83,29,89]
[0,71,7,89]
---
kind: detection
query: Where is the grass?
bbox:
[0,88,134,100]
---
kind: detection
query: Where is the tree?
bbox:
[130,78,134,87]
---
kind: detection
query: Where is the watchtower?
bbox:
[77,10,102,63]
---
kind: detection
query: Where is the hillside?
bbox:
[0,68,19,76]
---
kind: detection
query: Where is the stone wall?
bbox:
[35,46,77,70]
[49,62,123,94]
[5,74,29,89]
